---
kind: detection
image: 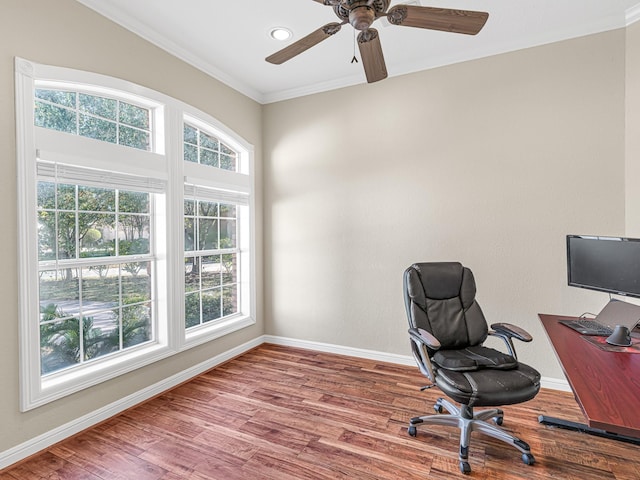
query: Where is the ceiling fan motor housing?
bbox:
[334,0,390,30]
[349,6,375,30]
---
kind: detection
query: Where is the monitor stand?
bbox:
[596,299,640,330]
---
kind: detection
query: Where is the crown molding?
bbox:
[261,72,366,104]
[75,0,265,104]
[76,0,640,105]
[628,3,640,25]
[262,8,640,104]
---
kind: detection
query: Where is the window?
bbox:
[15,58,255,410]
[184,199,239,327]
[183,123,237,171]
[183,123,244,330]
[181,115,252,346]
[38,179,154,375]
[35,89,151,151]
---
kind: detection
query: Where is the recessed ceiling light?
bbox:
[269,27,292,41]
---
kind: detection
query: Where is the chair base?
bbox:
[408,398,535,474]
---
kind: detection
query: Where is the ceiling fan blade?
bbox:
[266,22,343,65]
[387,5,489,35]
[357,29,387,83]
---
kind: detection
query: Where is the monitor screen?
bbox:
[567,235,640,298]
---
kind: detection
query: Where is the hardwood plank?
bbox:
[2,343,639,479]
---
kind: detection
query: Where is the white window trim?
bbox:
[182,192,253,346]
[179,111,256,350]
[15,58,256,411]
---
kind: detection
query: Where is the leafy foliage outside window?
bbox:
[38,183,150,261]
[37,182,153,375]
[183,123,237,171]
[184,198,238,328]
[35,89,151,151]
[39,291,151,375]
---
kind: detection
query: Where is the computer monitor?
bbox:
[567,235,640,298]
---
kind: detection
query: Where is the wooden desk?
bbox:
[539,314,640,443]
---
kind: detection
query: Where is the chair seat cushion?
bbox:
[436,362,541,407]
[432,346,518,372]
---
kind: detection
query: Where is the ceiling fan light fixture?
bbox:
[269,27,293,41]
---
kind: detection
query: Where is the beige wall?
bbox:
[627,21,640,235]
[0,0,263,452]
[263,30,627,380]
[1,0,637,460]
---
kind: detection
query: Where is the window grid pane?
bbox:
[38,180,155,376]
[183,122,238,172]
[78,93,117,120]
[184,198,240,329]
[35,101,76,134]
[34,88,152,152]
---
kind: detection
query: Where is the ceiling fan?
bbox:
[266,0,489,83]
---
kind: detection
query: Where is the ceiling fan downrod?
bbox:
[332,0,390,30]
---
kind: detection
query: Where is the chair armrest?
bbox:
[489,323,533,360]
[490,323,533,342]
[408,327,439,384]
[408,327,441,350]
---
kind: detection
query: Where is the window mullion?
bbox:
[78,267,85,366]
[118,264,123,351]
[116,100,120,151]
[163,104,186,350]
[75,91,79,135]
[74,185,79,262]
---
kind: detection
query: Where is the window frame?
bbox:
[179,112,255,349]
[15,58,256,411]
[34,86,154,152]
[36,178,159,376]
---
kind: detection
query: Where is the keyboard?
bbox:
[576,318,613,336]
[560,318,613,336]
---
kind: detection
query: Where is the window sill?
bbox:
[24,314,255,411]
[183,314,256,350]
[24,342,173,411]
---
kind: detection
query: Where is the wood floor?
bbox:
[2,344,638,479]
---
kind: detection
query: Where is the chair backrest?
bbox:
[403,262,488,350]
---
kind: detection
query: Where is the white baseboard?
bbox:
[1,334,569,470]
[263,335,571,392]
[263,334,417,366]
[539,376,571,392]
[0,336,263,470]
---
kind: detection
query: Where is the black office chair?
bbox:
[403,262,541,474]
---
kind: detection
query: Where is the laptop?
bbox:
[560,299,640,336]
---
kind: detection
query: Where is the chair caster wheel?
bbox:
[434,404,443,414]
[459,461,471,474]
[494,416,503,426]
[408,426,417,437]
[522,453,535,465]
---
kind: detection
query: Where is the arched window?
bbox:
[15,58,256,410]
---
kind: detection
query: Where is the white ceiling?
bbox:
[76,0,640,104]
